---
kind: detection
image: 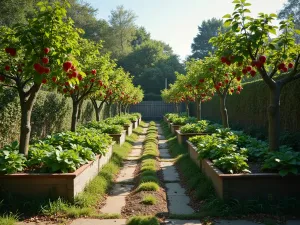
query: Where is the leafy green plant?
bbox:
[85,122,123,134]
[70,144,95,163]
[43,147,85,173]
[0,143,26,174]
[262,150,300,176]
[141,195,156,205]
[213,153,250,174]
[180,120,209,133]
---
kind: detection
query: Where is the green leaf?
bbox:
[279,170,289,177]
[223,14,232,19]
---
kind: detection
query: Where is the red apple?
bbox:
[288,63,294,69]
[0,75,5,82]
[242,68,247,75]
[199,78,205,83]
[225,79,229,84]
[52,77,57,82]
[259,55,267,64]
[90,78,95,83]
[282,67,288,72]
[221,56,227,63]
[236,76,241,81]
[42,78,47,84]
[44,67,50,74]
[91,69,97,75]
[63,61,72,72]
[246,66,252,71]
[78,75,83,81]
[5,65,10,71]
[9,48,16,56]
[42,57,49,64]
[63,88,68,93]
[65,82,69,86]
[250,70,256,77]
[44,48,50,54]
[278,63,285,70]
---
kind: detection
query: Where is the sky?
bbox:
[86,0,287,60]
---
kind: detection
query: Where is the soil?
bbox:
[122,188,168,218]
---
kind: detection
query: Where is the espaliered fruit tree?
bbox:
[0,2,81,155]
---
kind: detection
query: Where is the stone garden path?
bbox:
[68,123,300,225]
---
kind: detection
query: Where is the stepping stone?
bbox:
[134,141,143,146]
[126,156,140,161]
[100,196,126,214]
[159,149,172,159]
[116,166,136,183]
[132,144,143,149]
[159,139,168,144]
[165,220,203,225]
[110,184,133,196]
[215,220,262,225]
[166,183,186,195]
[160,161,180,181]
[123,160,138,167]
[71,219,126,225]
[167,195,194,214]
[128,149,142,157]
[158,134,166,140]
[159,143,168,148]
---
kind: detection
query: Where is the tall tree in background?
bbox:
[119,40,184,99]
[279,0,300,43]
[108,5,137,59]
[189,18,224,60]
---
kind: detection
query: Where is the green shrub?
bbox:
[104,116,131,126]
[127,216,160,225]
[140,175,159,184]
[137,182,159,192]
[141,195,157,205]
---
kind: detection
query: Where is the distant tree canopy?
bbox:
[189,18,225,60]
[0,0,183,100]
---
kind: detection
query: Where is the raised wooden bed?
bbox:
[0,145,114,202]
[109,130,126,145]
[124,123,133,136]
[171,124,181,134]
[132,120,138,129]
[186,141,300,200]
[187,141,201,168]
[176,130,207,145]
[163,116,169,123]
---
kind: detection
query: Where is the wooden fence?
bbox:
[129,101,177,120]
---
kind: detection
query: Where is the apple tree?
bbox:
[0,1,81,155]
[213,0,300,150]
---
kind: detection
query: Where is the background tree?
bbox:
[189,18,224,60]
[108,5,137,59]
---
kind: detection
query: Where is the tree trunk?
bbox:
[108,103,112,117]
[196,98,201,121]
[91,99,105,122]
[175,103,179,114]
[71,100,79,132]
[219,95,229,128]
[185,101,189,117]
[268,87,281,151]
[19,84,41,156]
[77,100,84,122]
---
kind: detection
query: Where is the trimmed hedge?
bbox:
[0,89,110,148]
[200,78,300,151]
